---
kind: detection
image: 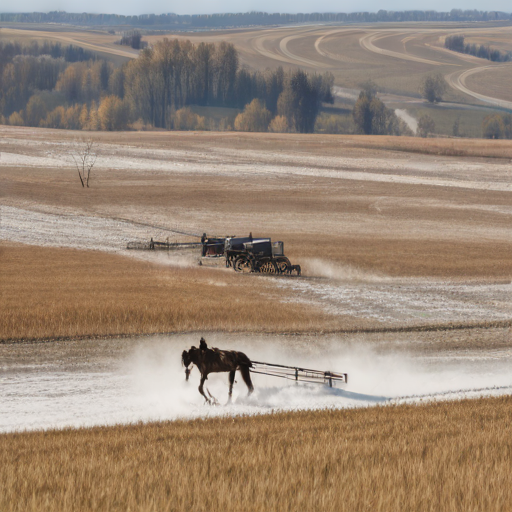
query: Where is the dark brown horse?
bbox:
[182,344,254,404]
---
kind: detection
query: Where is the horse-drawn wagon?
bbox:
[224,236,301,275]
[182,339,347,404]
[127,228,302,276]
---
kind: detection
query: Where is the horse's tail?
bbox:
[237,351,253,368]
[239,364,254,394]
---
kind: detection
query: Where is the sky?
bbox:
[3,0,512,15]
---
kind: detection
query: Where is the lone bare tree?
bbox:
[71,138,97,187]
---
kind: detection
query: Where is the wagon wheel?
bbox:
[234,255,252,273]
[274,257,291,274]
[259,261,278,274]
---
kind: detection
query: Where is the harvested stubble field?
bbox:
[1,126,512,510]
[1,127,511,340]
[0,243,336,340]
[1,396,512,512]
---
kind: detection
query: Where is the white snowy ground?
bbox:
[275,267,512,325]
[1,135,512,192]
[2,333,512,433]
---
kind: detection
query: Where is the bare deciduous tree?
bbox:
[70,138,97,187]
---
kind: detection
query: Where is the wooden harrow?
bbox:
[127,240,201,250]
[250,361,347,388]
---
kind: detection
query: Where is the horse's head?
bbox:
[181,349,192,368]
[182,346,199,381]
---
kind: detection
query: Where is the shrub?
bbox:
[40,106,65,128]
[353,90,402,135]
[234,99,271,132]
[172,108,205,131]
[98,95,130,131]
[8,111,24,126]
[268,115,291,133]
[25,95,48,127]
[482,114,505,139]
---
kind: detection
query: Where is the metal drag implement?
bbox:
[250,361,347,388]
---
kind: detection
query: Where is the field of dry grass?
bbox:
[3,129,511,276]
[1,395,511,512]
[0,243,343,341]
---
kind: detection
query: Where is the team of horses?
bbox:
[181,338,254,404]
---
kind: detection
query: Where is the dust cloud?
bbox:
[301,258,390,282]
[2,334,511,433]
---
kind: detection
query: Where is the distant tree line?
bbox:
[445,35,511,62]
[121,39,333,131]
[0,41,99,119]
[0,39,333,133]
[117,30,147,50]
[0,41,95,65]
[0,9,510,28]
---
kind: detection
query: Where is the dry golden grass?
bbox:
[0,244,344,341]
[1,396,511,512]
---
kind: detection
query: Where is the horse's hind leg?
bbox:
[228,370,236,403]
[198,375,210,404]
[240,365,254,395]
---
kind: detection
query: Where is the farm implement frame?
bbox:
[250,361,347,388]
[127,229,301,276]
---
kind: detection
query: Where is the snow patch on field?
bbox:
[1,334,511,433]
[1,136,511,191]
[275,276,512,324]
[0,205,136,252]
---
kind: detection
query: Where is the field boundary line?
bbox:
[2,320,511,345]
